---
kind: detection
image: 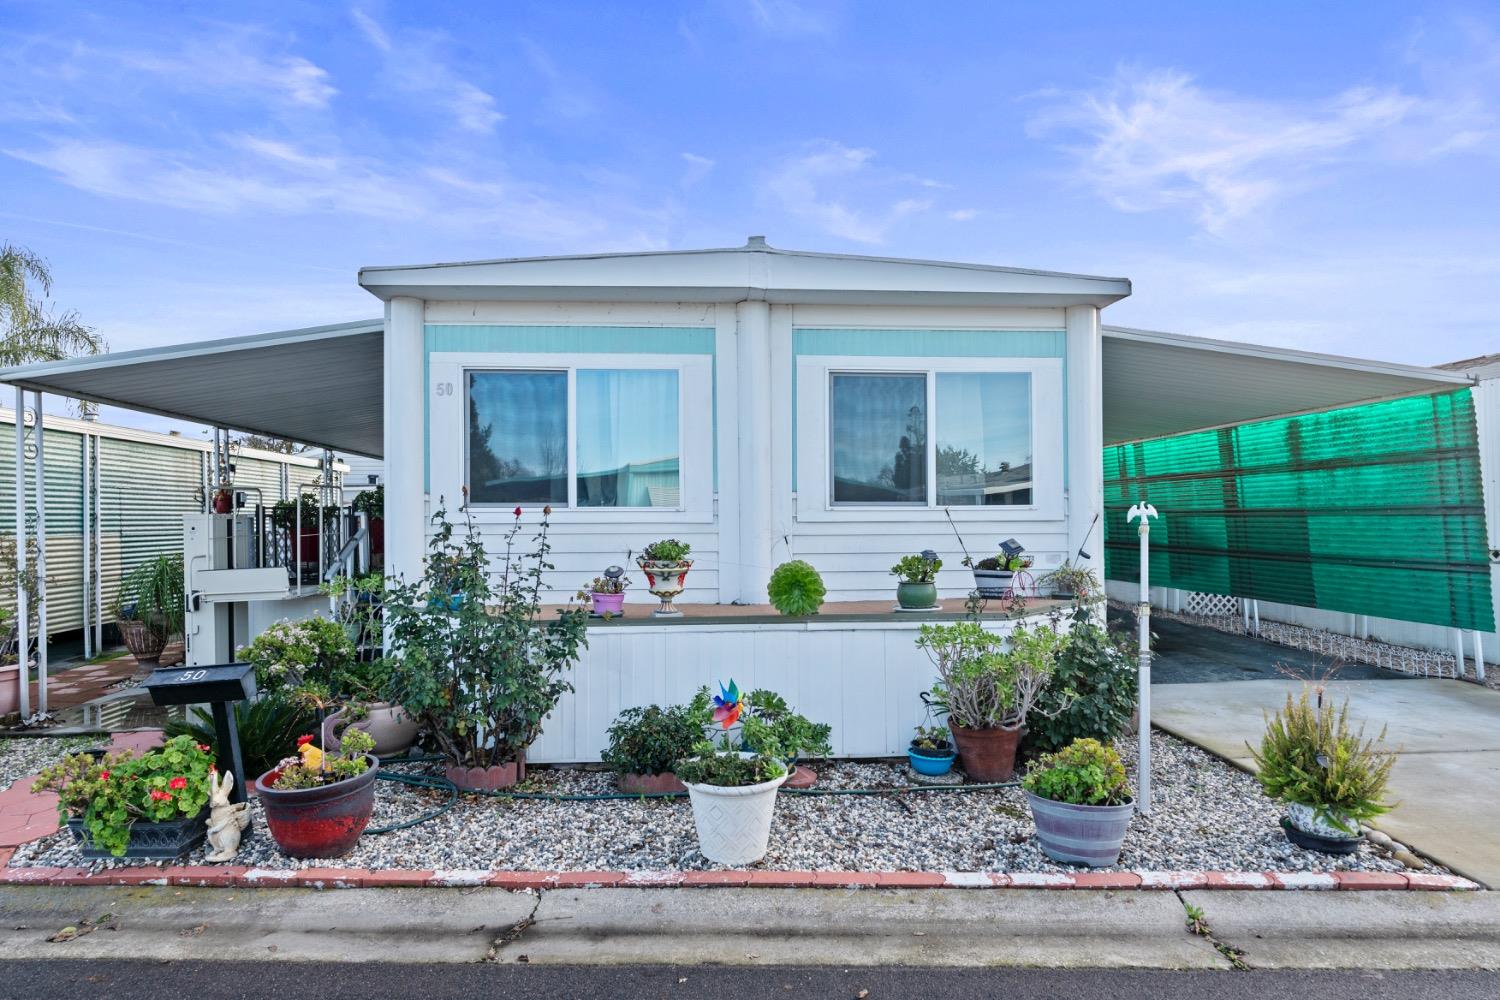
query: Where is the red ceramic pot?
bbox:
[367,516,384,558]
[616,771,686,795]
[254,756,379,859]
[949,723,1024,782]
[212,490,234,514]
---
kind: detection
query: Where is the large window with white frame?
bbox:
[798,355,1060,520]
[466,366,683,509]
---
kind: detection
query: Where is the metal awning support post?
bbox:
[31,390,48,716]
[1474,631,1487,684]
[81,431,92,659]
[1128,501,1159,817]
[13,386,29,720]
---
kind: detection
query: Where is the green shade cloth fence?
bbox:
[1103,389,1494,632]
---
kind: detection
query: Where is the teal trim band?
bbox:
[790,328,1068,490]
[424,324,716,491]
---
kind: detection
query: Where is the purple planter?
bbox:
[591,592,626,616]
[1025,790,1134,867]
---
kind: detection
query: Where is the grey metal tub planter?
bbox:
[1024,790,1134,867]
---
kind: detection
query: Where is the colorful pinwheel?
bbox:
[712,680,743,729]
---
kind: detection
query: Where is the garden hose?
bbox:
[365,755,1019,835]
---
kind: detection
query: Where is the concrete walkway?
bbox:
[1153,675,1500,887]
[0,885,1496,969]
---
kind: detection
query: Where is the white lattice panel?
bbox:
[1184,592,1240,618]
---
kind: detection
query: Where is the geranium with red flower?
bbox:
[31,734,215,858]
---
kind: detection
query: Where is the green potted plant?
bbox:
[916,621,1065,781]
[32,734,214,859]
[965,549,1031,599]
[582,566,630,617]
[890,550,941,610]
[1025,612,1138,754]
[271,496,329,571]
[675,743,788,865]
[1249,690,1395,853]
[739,687,832,786]
[1022,737,1135,867]
[384,501,588,791]
[255,726,379,858]
[907,723,956,777]
[352,485,384,565]
[767,560,826,616]
[111,554,184,669]
[602,703,702,794]
[636,538,692,616]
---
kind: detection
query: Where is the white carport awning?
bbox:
[1102,326,1473,445]
[0,320,383,457]
[0,317,1472,459]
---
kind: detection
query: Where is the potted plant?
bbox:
[890,550,941,610]
[0,607,18,718]
[636,539,692,616]
[907,724,956,777]
[966,549,1031,599]
[676,744,788,865]
[352,485,384,564]
[1025,607,1138,754]
[321,659,420,758]
[111,554,184,669]
[1041,561,1099,603]
[271,496,326,568]
[739,687,832,787]
[582,565,630,617]
[1249,690,1395,853]
[255,726,379,859]
[602,703,701,794]
[916,621,1065,781]
[32,734,214,859]
[1023,737,1135,867]
[384,500,588,792]
[212,479,235,514]
[767,560,826,616]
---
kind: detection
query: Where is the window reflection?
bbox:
[830,373,927,504]
[467,370,567,504]
[936,372,1032,506]
[576,369,680,507]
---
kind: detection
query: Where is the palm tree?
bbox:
[0,243,106,368]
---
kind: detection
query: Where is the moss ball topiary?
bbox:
[767,560,827,616]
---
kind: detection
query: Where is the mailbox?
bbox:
[141,662,257,805]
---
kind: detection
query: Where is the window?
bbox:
[935,372,1032,506]
[828,369,1033,507]
[466,367,681,508]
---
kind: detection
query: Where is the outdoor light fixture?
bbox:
[999,538,1025,559]
[920,549,938,562]
[604,565,625,581]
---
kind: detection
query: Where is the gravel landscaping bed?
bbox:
[0,736,101,793]
[7,731,1416,875]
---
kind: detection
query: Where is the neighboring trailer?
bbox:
[0,407,338,642]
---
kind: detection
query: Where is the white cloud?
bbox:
[349,8,504,133]
[680,152,714,187]
[744,0,834,37]
[1030,67,1429,232]
[762,141,939,245]
[121,38,337,110]
[947,209,977,222]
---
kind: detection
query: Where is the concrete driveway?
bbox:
[1148,622,1500,887]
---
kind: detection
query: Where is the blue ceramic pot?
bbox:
[907,747,956,776]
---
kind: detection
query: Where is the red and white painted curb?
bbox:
[0,855,1479,892]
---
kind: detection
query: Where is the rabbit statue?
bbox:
[204,770,252,863]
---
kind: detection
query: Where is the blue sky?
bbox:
[3,1,1498,433]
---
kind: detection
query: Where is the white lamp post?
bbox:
[1127,502,1159,816]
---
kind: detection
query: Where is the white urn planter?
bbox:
[636,558,692,617]
[682,755,789,865]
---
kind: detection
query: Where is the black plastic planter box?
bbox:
[67,810,209,860]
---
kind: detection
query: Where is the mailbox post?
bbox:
[141,663,257,805]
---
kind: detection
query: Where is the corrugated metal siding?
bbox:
[1103,388,1494,631]
[95,437,201,624]
[0,418,87,632]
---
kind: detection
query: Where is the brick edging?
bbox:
[0,864,1479,892]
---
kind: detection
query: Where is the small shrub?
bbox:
[352,485,383,519]
[767,560,826,616]
[917,621,1065,731]
[239,616,357,697]
[741,688,833,760]
[1249,690,1394,833]
[640,538,691,563]
[890,553,941,583]
[1025,622,1138,753]
[674,744,786,787]
[1022,737,1131,806]
[602,704,702,776]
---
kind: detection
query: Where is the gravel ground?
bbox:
[0,736,101,793]
[7,731,1416,874]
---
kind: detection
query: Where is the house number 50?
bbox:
[434,381,454,396]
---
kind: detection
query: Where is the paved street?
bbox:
[0,960,1495,999]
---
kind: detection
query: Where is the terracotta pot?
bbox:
[323,704,420,757]
[117,619,166,668]
[255,756,379,859]
[445,753,526,792]
[212,490,234,514]
[617,771,687,795]
[949,722,1024,782]
[0,662,20,717]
